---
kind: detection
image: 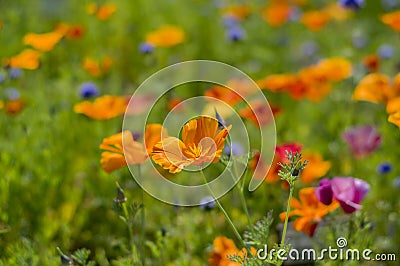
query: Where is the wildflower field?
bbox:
[1,0,400,265]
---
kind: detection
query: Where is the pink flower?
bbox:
[342,125,381,158]
[315,177,370,214]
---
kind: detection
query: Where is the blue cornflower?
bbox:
[339,0,364,9]
[222,15,239,28]
[377,44,394,59]
[0,72,5,83]
[199,196,215,211]
[393,177,400,188]
[9,68,23,79]
[376,162,392,174]
[4,88,20,100]
[79,82,99,99]
[227,26,244,42]
[352,33,368,48]
[139,42,154,54]
[224,142,244,156]
[301,41,319,56]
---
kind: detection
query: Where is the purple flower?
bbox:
[315,178,333,205]
[315,177,370,214]
[9,68,23,79]
[376,162,392,174]
[339,0,364,9]
[199,196,215,210]
[377,44,394,59]
[79,82,99,99]
[342,125,381,158]
[139,42,154,54]
[226,26,244,42]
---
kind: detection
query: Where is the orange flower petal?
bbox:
[23,31,63,52]
[152,137,192,173]
[381,11,400,32]
[146,25,185,47]
[352,73,392,104]
[7,49,41,70]
[74,95,127,120]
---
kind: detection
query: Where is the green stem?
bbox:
[122,203,140,264]
[199,170,246,248]
[280,185,294,247]
[138,165,145,266]
[231,162,253,233]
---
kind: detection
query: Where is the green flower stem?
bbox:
[122,202,140,264]
[138,165,145,266]
[199,170,246,248]
[231,161,254,233]
[280,184,294,247]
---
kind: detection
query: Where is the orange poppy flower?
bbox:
[86,2,117,20]
[300,152,331,184]
[209,236,256,266]
[5,98,26,116]
[323,3,351,21]
[311,57,352,82]
[23,31,63,52]
[82,56,113,77]
[279,187,339,236]
[6,49,41,70]
[152,116,231,173]
[100,125,167,173]
[204,85,242,106]
[301,11,330,31]
[257,74,298,92]
[146,25,185,47]
[387,97,400,128]
[388,111,400,128]
[262,2,292,27]
[381,11,400,31]
[352,73,393,104]
[239,100,281,127]
[223,4,252,20]
[55,23,85,40]
[0,100,3,110]
[74,95,127,120]
[363,54,380,73]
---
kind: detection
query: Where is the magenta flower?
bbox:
[315,177,370,214]
[342,125,381,158]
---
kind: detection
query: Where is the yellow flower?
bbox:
[100,125,167,173]
[146,25,185,47]
[23,31,64,52]
[74,95,127,120]
[152,116,231,173]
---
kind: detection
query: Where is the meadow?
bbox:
[0,0,399,265]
